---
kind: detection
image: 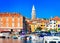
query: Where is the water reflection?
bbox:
[23,39,27,43]
[0,38,41,43]
[23,39,40,43]
[0,38,23,43]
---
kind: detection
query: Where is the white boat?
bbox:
[30,34,40,41]
[18,35,26,40]
[44,36,60,43]
[0,33,10,38]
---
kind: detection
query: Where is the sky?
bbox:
[0,0,60,19]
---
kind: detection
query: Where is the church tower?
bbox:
[31,5,36,20]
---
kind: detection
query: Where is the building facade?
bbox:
[46,16,60,32]
[47,20,57,32]
[0,13,26,32]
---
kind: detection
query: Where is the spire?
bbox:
[32,5,35,10]
[31,5,36,20]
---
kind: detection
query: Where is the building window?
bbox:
[44,25,45,26]
[50,22,52,24]
[58,24,60,27]
[41,25,42,26]
[54,25,55,27]
[6,23,8,27]
[6,17,8,22]
[18,23,20,27]
[12,17,14,22]
[12,23,14,27]
[54,23,56,24]
[56,25,57,26]
[18,17,20,22]
[41,25,45,26]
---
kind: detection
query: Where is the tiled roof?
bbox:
[51,16,60,21]
[28,19,49,24]
[0,13,21,17]
[27,21,32,24]
[40,19,49,23]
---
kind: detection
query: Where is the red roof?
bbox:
[51,16,60,21]
[0,13,21,17]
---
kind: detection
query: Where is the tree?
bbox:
[43,18,46,20]
[43,18,49,20]
[35,27,42,32]
[48,29,57,32]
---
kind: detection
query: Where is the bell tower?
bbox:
[31,5,36,20]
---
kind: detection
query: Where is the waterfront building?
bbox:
[0,13,26,32]
[46,16,60,32]
[46,17,57,32]
[40,19,49,31]
[25,18,31,33]
[51,16,60,32]
[28,18,49,32]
